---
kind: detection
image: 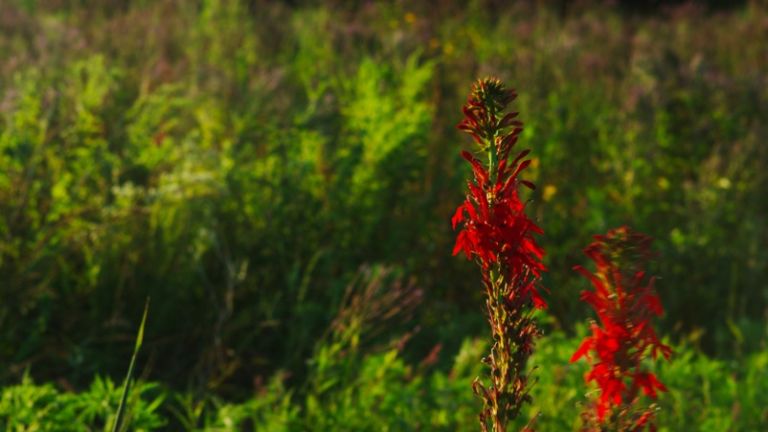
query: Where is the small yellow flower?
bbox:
[543,184,557,201]
[717,177,731,189]
[404,12,416,25]
[657,177,670,190]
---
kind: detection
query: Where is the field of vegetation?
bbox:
[1,0,766,430]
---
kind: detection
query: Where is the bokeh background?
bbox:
[1,0,766,429]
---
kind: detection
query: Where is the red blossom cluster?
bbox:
[452,78,546,309]
[570,227,672,431]
[451,78,546,432]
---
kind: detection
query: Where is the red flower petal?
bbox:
[451,203,465,229]
[570,338,593,363]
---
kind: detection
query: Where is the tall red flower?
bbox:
[452,78,546,432]
[570,227,672,431]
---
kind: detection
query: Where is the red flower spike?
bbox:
[452,78,546,432]
[571,227,672,431]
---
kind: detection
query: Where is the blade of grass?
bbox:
[112,298,150,432]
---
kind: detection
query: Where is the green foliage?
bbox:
[198,375,298,431]
[0,374,164,431]
[1,0,767,429]
[1,330,765,430]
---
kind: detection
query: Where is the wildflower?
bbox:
[571,226,672,431]
[452,78,546,431]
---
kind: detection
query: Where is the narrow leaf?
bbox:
[112,298,150,432]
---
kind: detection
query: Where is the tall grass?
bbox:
[113,298,150,432]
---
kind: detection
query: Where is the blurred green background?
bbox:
[1,0,766,430]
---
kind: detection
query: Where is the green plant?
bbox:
[0,374,164,431]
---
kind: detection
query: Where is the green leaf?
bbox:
[112,298,150,432]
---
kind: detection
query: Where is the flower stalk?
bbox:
[570,227,672,431]
[452,78,546,432]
